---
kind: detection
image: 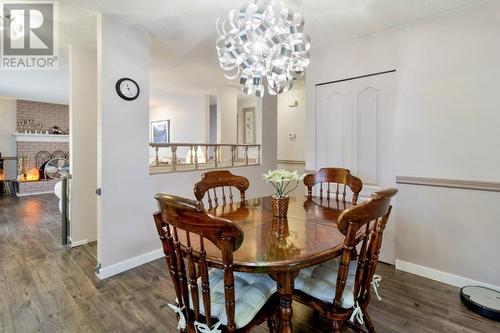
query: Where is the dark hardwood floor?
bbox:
[1,194,499,333]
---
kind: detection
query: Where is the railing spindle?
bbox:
[171,145,177,171]
[215,146,219,168]
[194,145,199,170]
[245,146,249,165]
[205,145,208,166]
[231,146,235,167]
[155,146,159,166]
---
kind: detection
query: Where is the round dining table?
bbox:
[199,196,360,333]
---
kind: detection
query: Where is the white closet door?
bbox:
[315,72,397,264]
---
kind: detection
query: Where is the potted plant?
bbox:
[263,169,305,217]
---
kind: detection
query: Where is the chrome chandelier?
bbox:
[216,0,311,97]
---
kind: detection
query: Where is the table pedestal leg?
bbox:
[275,271,298,333]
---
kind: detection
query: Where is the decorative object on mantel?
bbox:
[16,119,67,135]
[17,119,38,133]
[51,126,63,134]
[216,0,311,97]
[263,169,305,217]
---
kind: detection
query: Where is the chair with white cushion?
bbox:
[293,188,398,333]
[154,194,278,333]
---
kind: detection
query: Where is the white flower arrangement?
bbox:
[262,169,306,198]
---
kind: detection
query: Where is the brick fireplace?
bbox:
[15,100,69,196]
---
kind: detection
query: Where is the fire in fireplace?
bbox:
[25,168,40,181]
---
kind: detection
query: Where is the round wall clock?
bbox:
[116,78,140,101]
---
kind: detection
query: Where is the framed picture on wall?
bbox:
[151,120,170,144]
[243,107,256,144]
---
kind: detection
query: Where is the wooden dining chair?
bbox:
[304,168,363,204]
[194,170,249,208]
[293,188,398,333]
[154,194,278,333]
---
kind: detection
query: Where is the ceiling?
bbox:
[1,0,487,103]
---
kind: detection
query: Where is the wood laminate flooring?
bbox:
[0,194,499,333]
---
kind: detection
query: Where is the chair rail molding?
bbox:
[396,176,500,192]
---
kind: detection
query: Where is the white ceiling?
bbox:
[1,0,487,103]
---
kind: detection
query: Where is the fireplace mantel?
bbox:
[12,133,69,143]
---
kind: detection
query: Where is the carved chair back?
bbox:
[154,194,244,332]
[333,188,397,309]
[304,168,363,204]
[194,170,249,208]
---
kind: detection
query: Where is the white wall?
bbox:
[216,86,237,144]
[97,13,151,269]
[96,15,277,278]
[150,93,207,143]
[69,45,97,244]
[395,4,500,180]
[306,1,500,288]
[277,85,305,162]
[0,98,17,179]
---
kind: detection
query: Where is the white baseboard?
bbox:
[68,237,88,247]
[96,248,164,280]
[16,190,54,197]
[395,260,499,291]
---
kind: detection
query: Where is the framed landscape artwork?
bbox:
[151,120,170,144]
[243,107,256,144]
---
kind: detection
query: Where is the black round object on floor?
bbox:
[460,286,500,321]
